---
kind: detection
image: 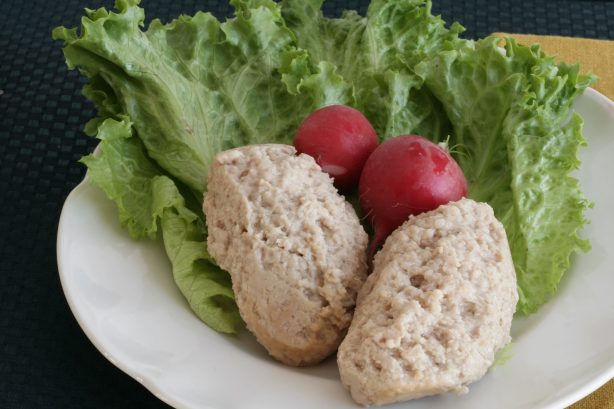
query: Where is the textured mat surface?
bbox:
[1,1,613,408]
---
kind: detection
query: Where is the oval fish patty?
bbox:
[337,198,518,405]
[204,144,368,366]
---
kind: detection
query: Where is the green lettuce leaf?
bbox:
[152,176,242,333]
[53,0,345,193]
[80,116,163,239]
[281,0,458,141]
[81,116,241,333]
[55,0,594,333]
[415,37,594,313]
[53,0,349,334]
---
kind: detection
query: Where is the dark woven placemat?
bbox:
[0,1,612,408]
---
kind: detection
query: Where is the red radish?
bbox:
[359,135,467,258]
[294,104,378,191]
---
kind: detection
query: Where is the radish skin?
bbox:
[294,105,378,191]
[359,135,467,258]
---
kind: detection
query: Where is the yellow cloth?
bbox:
[494,33,614,409]
[571,379,614,409]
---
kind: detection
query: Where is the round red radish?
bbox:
[359,134,467,257]
[294,104,378,191]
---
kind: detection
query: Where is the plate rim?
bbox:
[57,177,183,408]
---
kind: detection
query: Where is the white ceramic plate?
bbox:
[57,88,614,409]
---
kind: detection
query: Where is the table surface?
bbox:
[1,1,613,408]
